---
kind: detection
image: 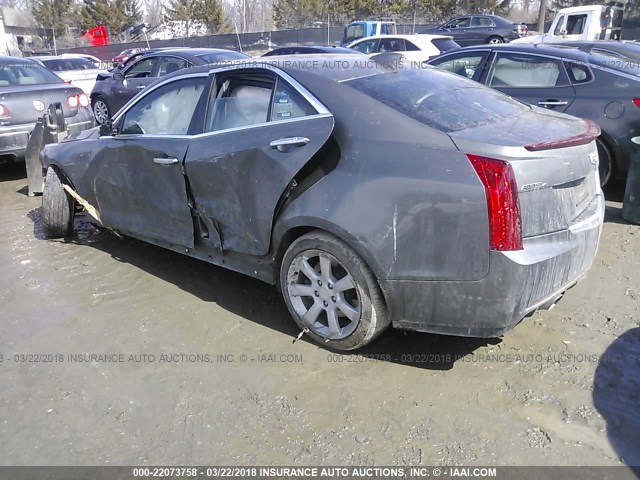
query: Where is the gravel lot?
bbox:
[0,162,639,467]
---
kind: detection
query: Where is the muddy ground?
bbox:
[0,162,639,468]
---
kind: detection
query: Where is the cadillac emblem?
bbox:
[33,100,45,111]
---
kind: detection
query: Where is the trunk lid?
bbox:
[0,83,84,125]
[448,108,601,238]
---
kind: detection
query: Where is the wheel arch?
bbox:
[272,218,389,305]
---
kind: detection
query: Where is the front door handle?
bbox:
[538,99,568,107]
[270,137,310,152]
[153,157,179,166]
[136,85,146,90]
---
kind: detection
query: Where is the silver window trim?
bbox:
[108,65,331,139]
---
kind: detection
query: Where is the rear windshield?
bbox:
[42,58,96,71]
[432,38,460,52]
[195,51,248,64]
[346,68,529,132]
[0,61,64,86]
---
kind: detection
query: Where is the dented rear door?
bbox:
[185,115,334,255]
[185,71,334,256]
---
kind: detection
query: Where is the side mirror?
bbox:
[99,119,115,136]
[112,72,124,82]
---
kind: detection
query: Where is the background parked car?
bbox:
[60,53,105,69]
[0,56,93,164]
[111,48,146,68]
[90,47,249,125]
[348,34,459,60]
[263,45,363,56]
[420,15,523,45]
[427,43,640,185]
[30,55,108,96]
[40,56,603,351]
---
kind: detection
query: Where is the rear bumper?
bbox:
[0,106,94,159]
[383,192,605,337]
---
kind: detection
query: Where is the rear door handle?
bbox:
[153,157,179,165]
[136,85,146,90]
[538,100,568,107]
[270,137,310,152]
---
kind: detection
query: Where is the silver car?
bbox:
[38,57,604,350]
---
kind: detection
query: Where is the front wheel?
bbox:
[280,231,390,351]
[42,167,75,238]
[487,36,504,44]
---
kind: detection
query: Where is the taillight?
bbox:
[0,103,8,117]
[67,94,88,108]
[634,99,640,108]
[467,154,523,251]
[67,95,78,108]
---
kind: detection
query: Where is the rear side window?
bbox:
[346,68,529,133]
[0,61,63,86]
[488,53,567,87]
[432,38,460,53]
[564,61,593,83]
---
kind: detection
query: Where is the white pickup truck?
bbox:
[513,1,626,44]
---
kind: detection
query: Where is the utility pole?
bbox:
[537,0,547,34]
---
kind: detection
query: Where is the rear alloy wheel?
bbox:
[92,97,110,125]
[487,36,504,44]
[280,231,390,351]
[42,167,75,238]
[596,138,613,187]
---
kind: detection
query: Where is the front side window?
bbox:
[447,17,470,28]
[124,58,157,79]
[488,53,567,87]
[352,39,379,54]
[120,77,206,135]
[431,52,489,80]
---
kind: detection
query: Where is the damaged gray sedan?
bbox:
[39,57,604,350]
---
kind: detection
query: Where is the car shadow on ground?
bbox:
[26,209,497,371]
[593,327,640,474]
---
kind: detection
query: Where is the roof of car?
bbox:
[351,34,453,42]
[452,42,593,61]
[161,54,397,83]
[265,46,358,54]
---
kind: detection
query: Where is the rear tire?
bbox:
[596,138,613,187]
[42,167,75,238]
[280,231,390,351]
[487,36,504,44]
